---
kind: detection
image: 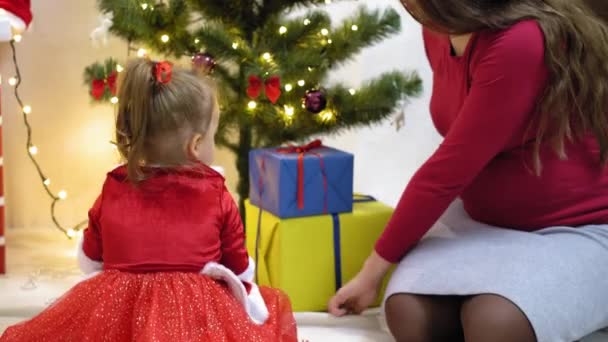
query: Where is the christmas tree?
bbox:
[86,0,422,213]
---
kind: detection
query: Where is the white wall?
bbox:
[315,0,441,206]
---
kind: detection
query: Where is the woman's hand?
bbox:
[328,251,392,316]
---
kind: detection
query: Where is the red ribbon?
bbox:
[90,71,118,100]
[247,75,282,104]
[277,139,327,211]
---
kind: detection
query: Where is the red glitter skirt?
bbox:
[0,271,298,342]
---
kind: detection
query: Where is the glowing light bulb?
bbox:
[8,77,17,86]
[43,179,51,186]
[232,42,239,49]
[284,105,295,117]
[141,3,148,10]
[298,80,306,87]
[321,28,329,36]
[262,52,272,60]
[23,105,32,114]
[320,110,334,122]
[194,38,200,44]
[351,25,359,31]
[327,39,333,44]
[161,34,170,43]
[13,34,22,42]
[67,229,76,238]
[248,101,257,109]
[28,145,38,155]
[285,84,293,92]
[116,64,124,73]
[279,26,288,35]
[137,48,147,57]
[110,96,119,104]
[58,190,68,200]
[349,88,357,95]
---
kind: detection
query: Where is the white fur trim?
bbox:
[77,236,103,275]
[246,283,269,324]
[237,257,255,283]
[202,262,269,325]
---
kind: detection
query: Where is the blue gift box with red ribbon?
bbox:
[249,140,354,218]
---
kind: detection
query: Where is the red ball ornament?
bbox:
[191,52,216,74]
[303,89,327,114]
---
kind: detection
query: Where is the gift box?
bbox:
[249,140,354,218]
[245,195,394,312]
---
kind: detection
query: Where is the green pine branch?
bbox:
[323,7,401,67]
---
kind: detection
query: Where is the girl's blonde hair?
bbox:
[115,58,217,182]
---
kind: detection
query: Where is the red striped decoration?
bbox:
[0,75,5,274]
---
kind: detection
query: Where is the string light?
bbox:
[327,39,333,44]
[320,110,335,122]
[116,64,124,73]
[321,28,329,36]
[304,18,311,26]
[248,101,257,109]
[28,145,38,155]
[160,34,170,43]
[279,26,288,35]
[137,48,147,57]
[284,105,295,117]
[66,229,76,238]
[12,34,22,43]
[141,3,148,10]
[110,96,119,104]
[262,52,272,61]
[8,77,18,86]
[232,42,239,49]
[194,38,200,44]
[349,88,357,95]
[351,25,359,31]
[298,80,306,87]
[8,40,87,239]
[325,0,332,3]
[285,84,293,92]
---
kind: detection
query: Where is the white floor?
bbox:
[1,228,606,341]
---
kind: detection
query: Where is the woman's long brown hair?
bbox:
[402,0,608,172]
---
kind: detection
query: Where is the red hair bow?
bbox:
[154,61,173,84]
[91,71,117,100]
[247,75,282,104]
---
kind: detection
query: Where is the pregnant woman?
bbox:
[329,1,608,341]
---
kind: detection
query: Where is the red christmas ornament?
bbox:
[192,52,216,74]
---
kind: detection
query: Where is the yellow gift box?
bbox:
[245,196,394,312]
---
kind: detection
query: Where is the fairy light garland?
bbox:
[9,39,87,238]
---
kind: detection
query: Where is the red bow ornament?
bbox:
[91,71,117,100]
[247,75,282,104]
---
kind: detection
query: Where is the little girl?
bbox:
[1,59,298,341]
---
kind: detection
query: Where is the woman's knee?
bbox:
[385,293,462,342]
[461,294,536,342]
